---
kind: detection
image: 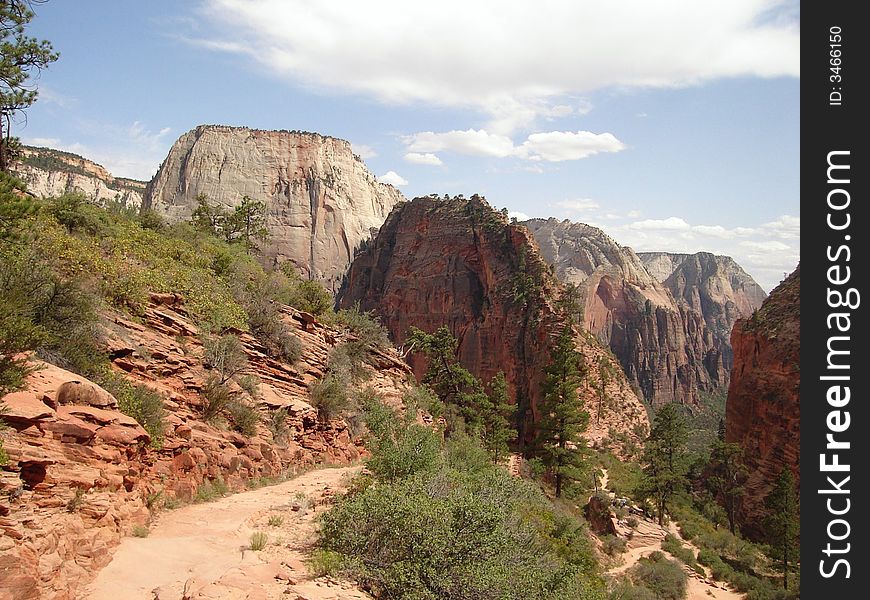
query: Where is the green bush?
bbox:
[308,549,344,577]
[609,579,659,600]
[203,334,248,383]
[662,533,705,576]
[195,477,229,502]
[331,302,390,349]
[318,397,606,600]
[602,535,628,556]
[101,372,167,444]
[201,375,232,423]
[629,553,687,600]
[132,525,150,538]
[249,531,268,551]
[280,262,333,315]
[309,374,350,423]
[320,467,605,600]
[267,407,290,442]
[227,399,259,437]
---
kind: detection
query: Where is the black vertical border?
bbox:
[802,3,867,597]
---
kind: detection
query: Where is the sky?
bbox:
[21,0,799,291]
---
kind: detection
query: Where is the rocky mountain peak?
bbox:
[144,125,405,293]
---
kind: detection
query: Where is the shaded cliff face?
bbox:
[725,264,799,538]
[0,295,412,599]
[145,125,405,293]
[524,218,724,407]
[638,252,767,369]
[339,198,649,449]
[12,146,146,209]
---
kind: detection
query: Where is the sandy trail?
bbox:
[599,469,744,600]
[84,465,369,600]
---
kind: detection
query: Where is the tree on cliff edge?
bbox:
[763,469,799,590]
[530,323,589,497]
[0,0,58,171]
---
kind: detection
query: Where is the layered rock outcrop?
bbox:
[638,252,767,369]
[0,296,412,600]
[12,147,146,209]
[524,218,724,407]
[725,264,799,538]
[144,125,405,292]
[340,197,649,449]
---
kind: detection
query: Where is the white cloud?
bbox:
[629,217,691,231]
[405,129,515,158]
[599,213,800,291]
[518,130,625,161]
[24,122,174,180]
[353,144,377,159]
[23,137,61,148]
[197,0,799,132]
[508,210,531,221]
[402,128,625,163]
[555,198,600,213]
[404,152,443,166]
[627,210,643,218]
[378,170,408,186]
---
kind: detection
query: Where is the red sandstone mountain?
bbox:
[725,264,800,538]
[339,197,649,449]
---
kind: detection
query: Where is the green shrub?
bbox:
[602,535,628,556]
[662,533,705,576]
[364,401,441,482]
[331,303,390,348]
[267,407,290,442]
[244,279,303,362]
[249,531,268,551]
[100,372,167,444]
[203,334,248,383]
[308,549,343,577]
[309,374,350,423]
[609,579,659,600]
[280,262,333,315]
[136,209,165,231]
[629,552,687,600]
[267,515,284,527]
[132,525,150,538]
[320,467,604,600]
[227,399,259,437]
[47,193,108,235]
[200,375,232,423]
[327,340,372,383]
[66,488,85,513]
[195,477,229,502]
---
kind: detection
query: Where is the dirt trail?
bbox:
[83,466,370,600]
[599,469,744,600]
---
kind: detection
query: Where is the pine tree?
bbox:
[531,323,589,497]
[641,402,688,525]
[763,469,799,590]
[407,326,516,460]
[0,0,59,171]
[227,195,269,252]
[707,440,748,534]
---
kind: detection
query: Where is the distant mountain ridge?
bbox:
[11,146,146,208]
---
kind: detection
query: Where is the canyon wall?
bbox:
[524,218,724,407]
[725,264,800,538]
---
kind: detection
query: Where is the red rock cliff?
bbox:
[339,196,649,450]
[725,264,799,538]
[0,296,412,600]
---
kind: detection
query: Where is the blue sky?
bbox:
[22,0,799,290]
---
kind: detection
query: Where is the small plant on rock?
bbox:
[249,531,268,551]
